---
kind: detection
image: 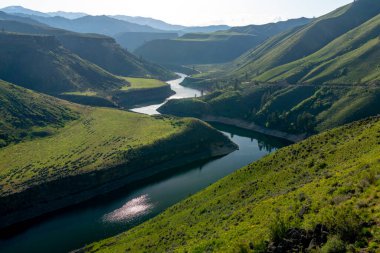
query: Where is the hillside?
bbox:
[0,81,236,228]
[57,34,176,80]
[81,116,380,253]
[114,32,178,51]
[228,0,380,80]
[0,16,176,81]
[134,18,310,65]
[256,13,380,85]
[0,80,78,147]
[0,33,127,95]
[159,83,380,135]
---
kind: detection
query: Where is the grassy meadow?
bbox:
[120,77,168,91]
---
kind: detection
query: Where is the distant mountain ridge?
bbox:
[134,18,311,65]
[0,6,231,34]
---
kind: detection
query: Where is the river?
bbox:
[0,74,290,253]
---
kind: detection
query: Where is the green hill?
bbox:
[228,0,380,81]
[0,80,78,147]
[0,18,176,81]
[256,13,380,85]
[0,80,236,228]
[134,18,310,65]
[82,116,380,253]
[0,32,127,94]
[159,83,380,135]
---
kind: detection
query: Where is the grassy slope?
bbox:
[159,84,380,134]
[58,34,176,81]
[120,77,168,91]
[0,80,78,147]
[0,32,127,94]
[0,18,176,81]
[257,13,380,84]
[0,82,232,198]
[228,0,380,81]
[84,117,380,253]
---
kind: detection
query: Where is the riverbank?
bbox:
[201,115,307,143]
[0,107,236,230]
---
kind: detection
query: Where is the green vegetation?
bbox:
[82,116,380,252]
[134,18,310,65]
[121,77,168,91]
[0,78,235,229]
[159,84,380,134]
[257,13,380,85]
[0,80,79,147]
[226,0,380,82]
[159,1,380,135]
[0,107,215,196]
[59,34,176,81]
[0,17,176,82]
[0,32,127,94]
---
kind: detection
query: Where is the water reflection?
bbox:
[103,195,153,223]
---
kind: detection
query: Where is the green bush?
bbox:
[269,215,290,243]
[321,236,346,253]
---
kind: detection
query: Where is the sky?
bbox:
[0,0,353,26]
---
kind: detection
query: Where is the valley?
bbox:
[0,1,379,252]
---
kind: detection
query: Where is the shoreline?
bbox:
[0,140,237,231]
[201,115,307,143]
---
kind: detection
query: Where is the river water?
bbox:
[0,74,290,253]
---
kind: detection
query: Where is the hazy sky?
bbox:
[0,0,353,26]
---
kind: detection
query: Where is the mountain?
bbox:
[180,25,231,34]
[57,33,176,80]
[17,14,162,36]
[256,13,380,85]
[0,10,46,26]
[0,6,50,17]
[114,32,178,51]
[159,0,380,136]
[0,15,176,80]
[228,0,380,81]
[83,115,380,252]
[47,11,87,19]
[111,15,186,31]
[134,18,310,65]
[0,32,126,95]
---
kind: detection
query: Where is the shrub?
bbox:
[269,215,290,243]
[321,236,346,253]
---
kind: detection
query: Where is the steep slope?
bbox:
[0,81,237,229]
[82,116,380,253]
[134,18,310,65]
[0,33,126,95]
[0,80,78,147]
[0,16,176,80]
[257,13,380,85]
[58,34,176,80]
[159,83,380,135]
[230,0,380,80]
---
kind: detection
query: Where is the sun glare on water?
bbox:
[103,195,153,223]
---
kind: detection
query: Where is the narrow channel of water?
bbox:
[0,74,290,253]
